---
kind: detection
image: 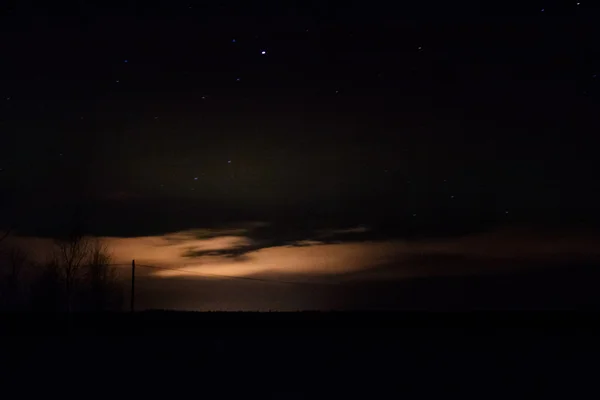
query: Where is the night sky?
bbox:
[1,1,599,236]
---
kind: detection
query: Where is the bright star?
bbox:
[261,50,267,55]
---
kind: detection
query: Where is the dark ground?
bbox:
[2,312,599,398]
[3,261,600,398]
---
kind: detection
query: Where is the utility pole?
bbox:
[130,259,135,313]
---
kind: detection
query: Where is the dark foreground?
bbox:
[2,261,600,397]
[2,311,600,398]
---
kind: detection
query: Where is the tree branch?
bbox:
[0,228,12,245]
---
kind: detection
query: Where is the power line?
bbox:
[110,262,336,286]
[136,263,335,286]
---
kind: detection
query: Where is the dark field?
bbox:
[3,311,599,398]
[3,257,600,398]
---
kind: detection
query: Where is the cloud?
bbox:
[151,240,404,279]
[5,225,600,283]
[140,226,600,281]
[318,226,370,236]
[5,224,600,311]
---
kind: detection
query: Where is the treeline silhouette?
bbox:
[0,231,124,312]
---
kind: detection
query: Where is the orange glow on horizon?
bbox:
[5,226,600,284]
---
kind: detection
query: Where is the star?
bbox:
[124,59,128,63]
[450,195,455,199]
[6,97,10,101]
[261,50,267,55]
[593,74,597,78]
[236,78,241,82]
[232,39,236,43]
[228,160,232,164]
[418,46,422,50]
[412,213,417,217]
[541,8,545,12]
[154,116,159,120]
[505,210,509,214]
[116,80,120,83]
[194,177,198,180]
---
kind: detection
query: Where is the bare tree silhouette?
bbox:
[83,240,123,311]
[31,259,63,312]
[0,245,29,311]
[50,234,122,311]
[53,232,92,312]
[0,229,10,245]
